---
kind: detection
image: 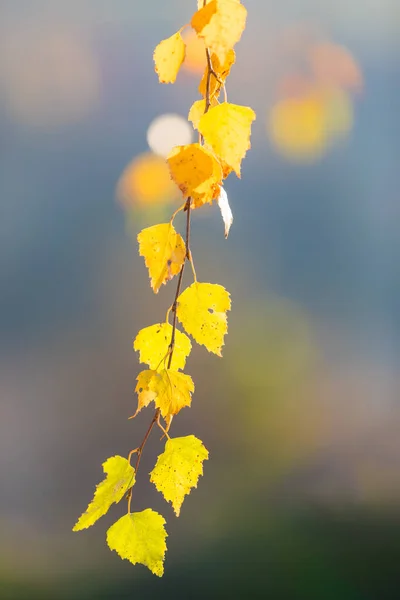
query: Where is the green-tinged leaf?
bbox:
[106,509,167,576]
[73,457,135,531]
[150,435,209,516]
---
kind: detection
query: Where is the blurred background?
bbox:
[1,0,399,598]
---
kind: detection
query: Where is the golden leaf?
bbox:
[150,370,194,418]
[187,98,218,130]
[167,143,222,207]
[134,323,191,371]
[176,282,231,355]
[131,370,158,417]
[198,102,256,177]
[192,0,246,63]
[138,223,186,293]
[150,435,209,516]
[154,32,185,84]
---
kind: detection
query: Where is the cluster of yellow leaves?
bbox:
[74,0,254,579]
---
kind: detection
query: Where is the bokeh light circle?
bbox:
[146,114,193,158]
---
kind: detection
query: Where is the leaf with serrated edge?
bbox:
[150,436,209,516]
[177,282,231,355]
[107,509,167,576]
[134,323,191,371]
[73,457,135,531]
[138,224,186,293]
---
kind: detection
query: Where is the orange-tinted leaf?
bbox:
[154,32,186,84]
[198,49,235,100]
[192,0,246,62]
[198,102,256,177]
[167,143,222,207]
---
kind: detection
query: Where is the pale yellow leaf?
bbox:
[106,509,167,576]
[150,435,209,516]
[198,102,255,177]
[192,0,246,63]
[167,143,222,207]
[216,187,233,238]
[176,282,231,355]
[154,32,185,84]
[73,457,135,531]
[133,322,191,371]
[138,223,186,293]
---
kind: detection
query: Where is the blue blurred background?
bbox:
[1,1,400,598]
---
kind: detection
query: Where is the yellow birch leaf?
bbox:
[187,97,218,129]
[131,370,158,417]
[134,322,191,371]
[137,223,186,293]
[197,0,241,7]
[106,509,167,576]
[73,457,135,531]
[198,49,236,100]
[150,370,194,418]
[167,143,222,207]
[150,435,209,516]
[192,0,247,63]
[198,102,256,177]
[176,282,231,355]
[154,32,186,84]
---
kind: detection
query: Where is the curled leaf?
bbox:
[216,187,233,238]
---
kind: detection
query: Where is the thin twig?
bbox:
[167,197,192,368]
[127,408,159,513]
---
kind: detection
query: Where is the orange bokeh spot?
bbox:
[182,29,207,75]
[309,42,363,91]
[117,153,179,208]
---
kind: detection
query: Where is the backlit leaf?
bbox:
[154,32,185,84]
[106,509,167,576]
[176,282,231,355]
[150,435,209,516]
[167,143,222,207]
[151,370,194,418]
[192,0,246,62]
[73,457,135,531]
[198,102,256,177]
[198,49,235,100]
[138,223,186,293]
[134,322,191,371]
